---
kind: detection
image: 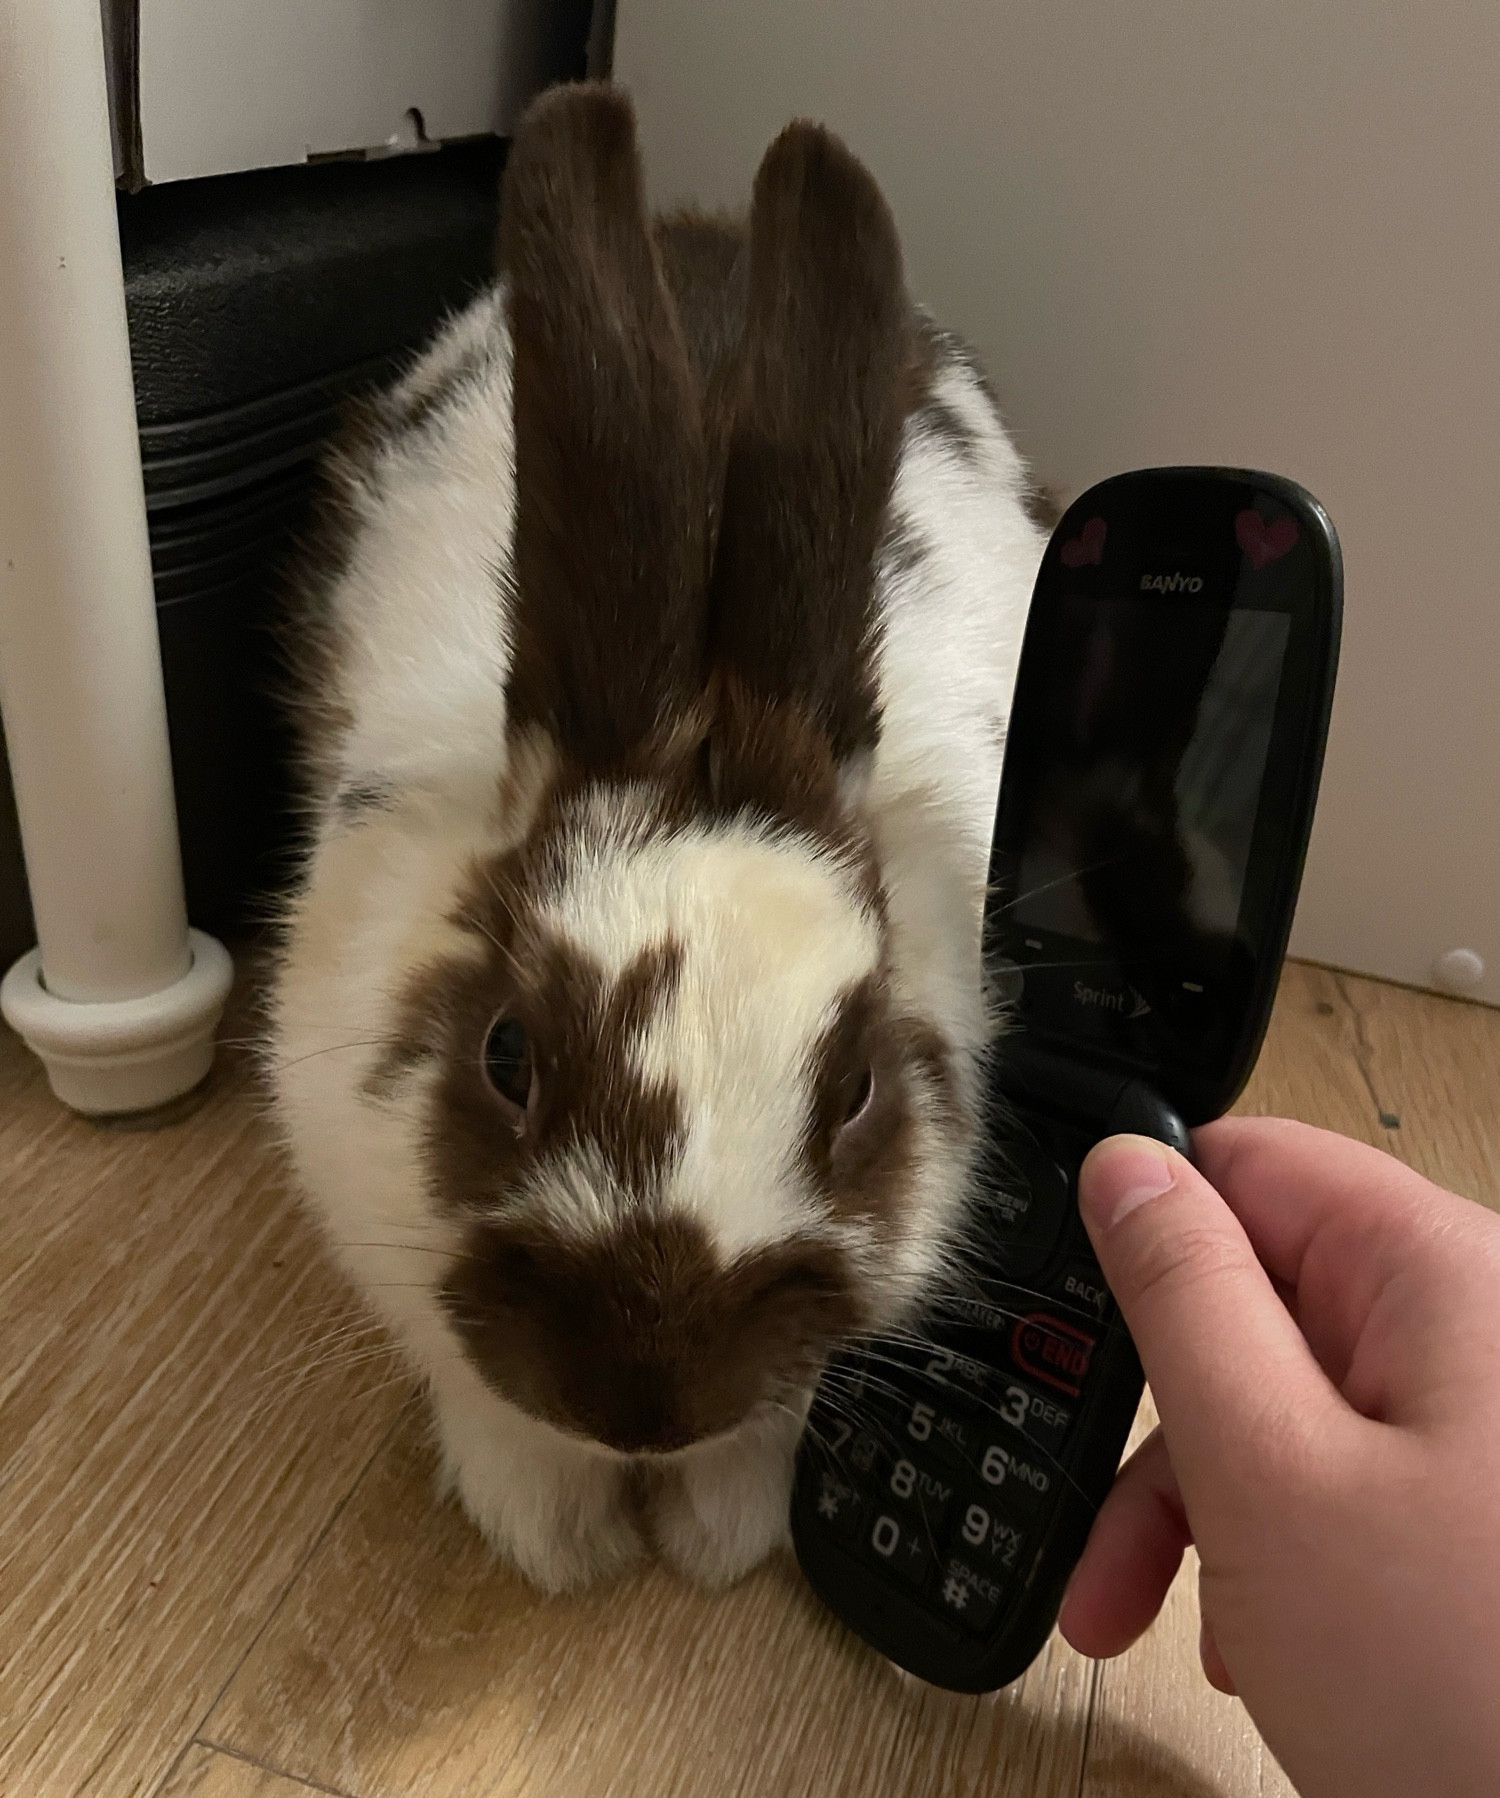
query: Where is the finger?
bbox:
[1058,1427,1191,1659]
[1199,1611,1236,1695]
[1078,1135,1347,1500]
[1193,1115,1463,1292]
[1194,1117,1499,1416]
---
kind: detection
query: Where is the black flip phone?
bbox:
[790,467,1342,1692]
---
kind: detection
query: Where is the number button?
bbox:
[879,1454,957,1535]
[921,1346,994,1410]
[993,1374,1073,1456]
[996,1380,1029,1430]
[954,1498,1029,1577]
[974,1434,1056,1518]
[863,1511,932,1589]
[903,1397,980,1469]
[820,1415,855,1461]
[807,1404,881,1475]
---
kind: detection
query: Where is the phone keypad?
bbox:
[805,1219,1117,1637]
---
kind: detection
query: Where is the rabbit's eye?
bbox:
[841,1066,874,1127]
[483,1016,534,1116]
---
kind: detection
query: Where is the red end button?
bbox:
[1010,1312,1096,1397]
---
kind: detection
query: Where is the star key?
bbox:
[812,1470,862,1541]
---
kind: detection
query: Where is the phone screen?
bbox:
[985,469,1339,1121]
[1011,600,1291,956]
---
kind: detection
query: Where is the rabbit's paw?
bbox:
[654,1406,800,1587]
[431,1365,643,1590]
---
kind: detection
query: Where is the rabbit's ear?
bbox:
[708,124,913,781]
[500,84,709,774]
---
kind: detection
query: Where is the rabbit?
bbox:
[267,81,1048,1593]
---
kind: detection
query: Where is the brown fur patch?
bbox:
[520,933,686,1194]
[442,1210,862,1453]
[705,675,852,841]
[411,876,688,1213]
[499,84,710,776]
[706,122,916,780]
[1023,482,1065,532]
[801,975,962,1233]
[333,777,395,823]
[879,510,932,585]
[913,391,982,468]
[894,1013,965,1132]
[272,391,392,810]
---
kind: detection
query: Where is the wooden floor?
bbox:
[2,961,1497,1798]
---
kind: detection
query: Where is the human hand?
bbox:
[1058,1116,1500,1798]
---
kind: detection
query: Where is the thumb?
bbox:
[1078,1134,1342,1504]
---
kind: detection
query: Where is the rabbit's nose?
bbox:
[577,1363,703,1455]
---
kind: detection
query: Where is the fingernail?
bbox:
[1080,1136,1176,1229]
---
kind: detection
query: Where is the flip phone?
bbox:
[791,467,1342,1691]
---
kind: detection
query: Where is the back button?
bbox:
[1046,1257,1114,1323]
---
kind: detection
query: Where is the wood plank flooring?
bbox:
[1,961,1495,1798]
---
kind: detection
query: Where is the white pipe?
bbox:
[0,0,231,1113]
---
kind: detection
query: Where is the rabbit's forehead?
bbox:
[544,814,876,980]
[538,817,881,1255]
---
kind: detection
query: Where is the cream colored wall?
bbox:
[616,0,1500,1005]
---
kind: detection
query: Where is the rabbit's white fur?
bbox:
[270,117,1045,1591]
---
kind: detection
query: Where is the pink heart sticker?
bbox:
[1235,509,1299,569]
[1060,516,1107,567]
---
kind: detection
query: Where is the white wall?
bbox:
[134,0,551,182]
[616,0,1500,1005]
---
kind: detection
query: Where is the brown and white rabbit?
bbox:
[268,83,1047,1591]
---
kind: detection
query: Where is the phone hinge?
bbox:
[993,1039,1191,1154]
